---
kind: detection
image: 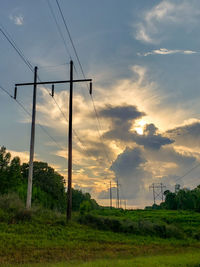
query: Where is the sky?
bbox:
[1,0,200,208]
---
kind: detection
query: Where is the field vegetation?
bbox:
[0,147,200,266]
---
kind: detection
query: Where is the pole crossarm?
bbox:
[15,79,92,87]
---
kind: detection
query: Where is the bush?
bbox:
[13,209,32,222]
[80,200,93,215]
[0,193,24,213]
[78,213,184,239]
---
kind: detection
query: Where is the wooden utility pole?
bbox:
[15,60,92,218]
[26,66,38,209]
[67,60,73,220]
[14,66,38,209]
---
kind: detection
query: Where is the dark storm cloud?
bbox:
[111,147,146,177]
[99,104,174,150]
[135,124,174,150]
[104,147,150,200]
[167,122,200,148]
[99,104,145,121]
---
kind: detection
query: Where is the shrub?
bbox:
[0,193,24,213]
[80,200,93,215]
[78,214,185,239]
[13,209,32,222]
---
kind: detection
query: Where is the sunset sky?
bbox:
[1,0,200,208]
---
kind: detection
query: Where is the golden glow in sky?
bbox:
[134,119,147,135]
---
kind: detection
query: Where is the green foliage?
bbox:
[21,161,66,212]
[0,146,99,213]
[78,213,183,239]
[0,147,22,194]
[80,201,93,215]
[160,186,200,212]
[72,189,98,211]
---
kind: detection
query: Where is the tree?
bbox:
[0,147,11,194]
[164,191,177,210]
[21,161,66,211]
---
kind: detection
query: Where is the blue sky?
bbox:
[1,0,200,208]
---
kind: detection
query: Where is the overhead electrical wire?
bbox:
[55,0,113,165]
[0,26,98,163]
[46,0,72,60]
[175,162,200,182]
[0,84,65,152]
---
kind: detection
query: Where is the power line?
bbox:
[46,0,72,60]
[0,84,66,152]
[55,0,84,78]
[175,162,200,182]
[0,25,98,162]
[0,84,13,98]
[0,23,70,125]
[0,26,33,72]
[54,0,113,165]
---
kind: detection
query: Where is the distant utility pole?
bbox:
[110,181,112,208]
[116,180,120,208]
[124,200,126,210]
[175,184,180,193]
[149,183,166,205]
[15,60,92,220]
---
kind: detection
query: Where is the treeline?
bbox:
[0,146,98,212]
[148,186,200,212]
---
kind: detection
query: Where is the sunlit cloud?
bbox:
[9,14,24,26]
[135,0,200,44]
[138,48,198,57]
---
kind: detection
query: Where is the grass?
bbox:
[0,195,200,265]
[1,251,200,266]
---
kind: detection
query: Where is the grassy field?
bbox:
[1,252,200,267]
[0,200,200,265]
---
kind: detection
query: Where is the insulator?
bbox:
[14,86,17,99]
[89,82,92,95]
[52,84,54,97]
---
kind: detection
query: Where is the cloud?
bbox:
[167,121,200,149]
[135,124,174,150]
[9,14,24,26]
[110,147,150,200]
[99,104,145,121]
[8,149,31,163]
[99,104,173,150]
[138,48,198,56]
[135,0,200,44]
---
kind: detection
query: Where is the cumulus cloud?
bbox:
[138,48,198,56]
[99,104,173,150]
[9,14,24,26]
[110,147,150,200]
[135,0,200,44]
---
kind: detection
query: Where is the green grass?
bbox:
[1,251,200,267]
[1,198,200,265]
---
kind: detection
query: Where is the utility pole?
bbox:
[15,60,92,219]
[124,200,126,210]
[110,181,112,208]
[67,60,73,221]
[161,183,164,202]
[14,66,38,209]
[116,180,119,209]
[27,66,38,209]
